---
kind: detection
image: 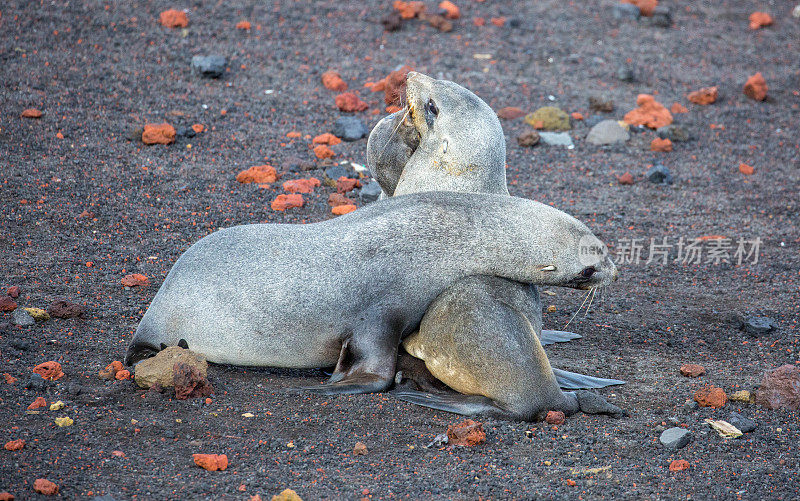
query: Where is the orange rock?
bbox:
[322,71,348,92]
[236,20,251,30]
[623,94,673,129]
[191,124,204,133]
[669,459,690,472]
[545,410,565,425]
[571,112,584,120]
[447,419,486,446]
[618,172,634,185]
[383,65,414,105]
[142,123,176,145]
[530,120,545,130]
[352,441,368,455]
[650,137,673,152]
[237,165,278,184]
[312,133,342,146]
[33,361,64,381]
[748,12,773,30]
[99,360,124,380]
[393,1,425,19]
[335,93,368,112]
[368,79,386,93]
[271,194,304,212]
[193,453,228,471]
[313,145,335,159]
[115,369,131,380]
[694,385,727,408]
[286,131,302,138]
[622,0,658,17]
[743,72,767,101]
[496,107,526,120]
[27,397,47,410]
[439,1,460,19]
[490,17,506,27]
[4,439,25,451]
[473,17,486,26]
[332,204,357,216]
[282,178,321,194]
[336,177,361,194]
[328,193,354,207]
[687,86,718,105]
[0,491,13,501]
[4,373,17,384]
[158,9,188,28]
[670,102,689,114]
[56,132,64,139]
[679,364,705,377]
[33,479,58,496]
[21,108,43,118]
[121,273,150,287]
[739,163,755,175]
[385,105,402,113]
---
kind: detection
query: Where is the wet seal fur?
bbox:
[126,191,616,396]
[367,72,624,419]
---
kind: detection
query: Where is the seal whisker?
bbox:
[375,106,412,165]
[583,286,597,318]
[564,288,592,330]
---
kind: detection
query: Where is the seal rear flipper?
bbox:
[390,389,515,419]
[552,368,626,390]
[539,329,582,346]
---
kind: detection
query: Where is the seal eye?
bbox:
[581,266,596,278]
[426,98,439,117]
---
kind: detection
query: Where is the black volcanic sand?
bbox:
[2,1,799,499]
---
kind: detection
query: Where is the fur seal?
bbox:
[126,191,616,396]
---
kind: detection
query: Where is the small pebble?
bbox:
[647,164,673,185]
[359,181,382,203]
[616,64,635,82]
[659,427,691,449]
[332,116,369,141]
[727,412,757,433]
[191,55,227,78]
[741,316,777,337]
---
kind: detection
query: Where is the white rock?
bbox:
[586,120,630,145]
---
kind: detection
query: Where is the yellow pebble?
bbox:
[49,400,65,411]
[54,416,73,427]
[24,307,50,322]
[547,305,557,313]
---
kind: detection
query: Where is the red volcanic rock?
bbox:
[335,93,368,112]
[173,362,213,399]
[27,397,47,410]
[0,492,13,501]
[321,71,348,92]
[193,453,228,471]
[328,193,355,207]
[313,144,335,159]
[670,102,688,114]
[7,286,20,298]
[473,17,486,26]
[33,479,58,496]
[694,386,727,408]
[545,410,565,425]
[271,194,304,211]
[99,360,124,380]
[622,0,658,17]
[496,107,526,120]
[739,163,755,175]
[425,14,453,32]
[236,165,278,184]
[115,369,131,380]
[439,1,460,19]
[755,364,800,410]
[235,20,251,30]
[4,439,25,451]
[447,419,486,446]
[121,273,150,287]
[47,299,85,319]
[650,138,673,152]
[743,72,767,101]
[21,108,43,118]
[748,12,773,30]
[669,459,690,472]
[679,364,705,377]
[159,9,188,28]
[384,65,414,106]
[618,172,634,185]
[33,361,64,381]
[4,374,17,384]
[623,94,673,129]
[142,123,176,145]
[312,133,342,146]
[282,178,321,194]
[0,296,17,312]
[332,204,357,216]
[571,112,584,121]
[688,86,718,105]
[393,1,425,19]
[490,17,506,27]
[336,177,361,194]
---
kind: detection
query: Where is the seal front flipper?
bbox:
[552,368,626,390]
[539,329,582,346]
[570,390,627,418]
[391,388,514,419]
[298,373,393,395]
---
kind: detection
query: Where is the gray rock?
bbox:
[67,383,83,395]
[426,433,449,448]
[12,309,35,326]
[11,338,30,351]
[657,124,690,142]
[659,427,691,449]
[647,164,673,185]
[359,180,383,203]
[26,374,48,391]
[538,132,574,148]
[176,126,195,138]
[616,64,635,82]
[727,412,757,433]
[650,6,672,27]
[586,120,630,145]
[324,164,356,182]
[191,55,227,78]
[741,316,777,336]
[333,116,369,141]
[612,3,641,20]
[683,399,699,412]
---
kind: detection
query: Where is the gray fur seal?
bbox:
[126,191,616,396]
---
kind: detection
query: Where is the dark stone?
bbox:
[191,55,227,78]
[589,95,615,113]
[67,383,83,395]
[516,131,540,147]
[47,299,85,319]
[508,18,521,28]
[755,365,800,410]
[741,316,777,336]
[647,164,673,185]
[323,164,356,182]
[650,6,672,27]
[127,128,143,142]
[612,3,641,20]
[11,338,30,351]
[359,181,382,203]
[727,412,757,433]
[381,12,403,32]
[176,126,196,138]
[657,124,691,142]
[616,64,635,82]
[173,362,213,400]
[332,116,369,141]
[26,373,48,392]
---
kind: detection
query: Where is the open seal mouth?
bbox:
[395,105,421,153]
